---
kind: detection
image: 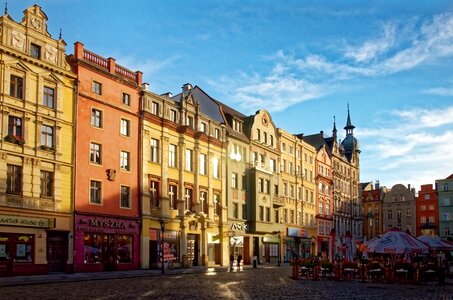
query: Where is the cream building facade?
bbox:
[0,6,76,275]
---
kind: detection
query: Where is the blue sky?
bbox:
[12,0,453,191]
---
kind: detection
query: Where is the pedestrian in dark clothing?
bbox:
[237,254,242,269]
[230,253,234,271]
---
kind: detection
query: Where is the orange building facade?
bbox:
[416,184,438,236]
[68,42,143,272]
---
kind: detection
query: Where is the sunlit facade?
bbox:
[0,5,76,275]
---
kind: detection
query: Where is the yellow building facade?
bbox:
[140,84,225,269]
[0,6,76,275]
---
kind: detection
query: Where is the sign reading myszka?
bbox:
[0,214,54,228]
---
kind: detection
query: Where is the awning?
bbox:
[262,234,279,243]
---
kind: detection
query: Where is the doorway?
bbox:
[187,234,199,266]
[102,234,115,271]
[47,231,68,273]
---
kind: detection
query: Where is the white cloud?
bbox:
[422,87,453,96]
[344,23,396,63]
[359,106,453,190]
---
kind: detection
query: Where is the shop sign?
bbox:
[287,227,309,238]
[230,222,247,231]
[0,214,54,228]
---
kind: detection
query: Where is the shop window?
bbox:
[116,235,132,264]
[0,234,34,263]
[83,233,102,264]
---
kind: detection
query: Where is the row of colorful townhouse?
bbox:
[0,5,362,276]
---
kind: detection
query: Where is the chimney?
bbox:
[408,184,411,190]
[161,92,173,98]
[375,180,380,190]
[320,130,324,137]
[142,83,149,91]
[182,83,192,92]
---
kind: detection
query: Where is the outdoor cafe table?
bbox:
[367,269,384,280]
[395,269,409,283]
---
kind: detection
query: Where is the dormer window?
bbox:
[232,118,242,133]
[30,43,41,59]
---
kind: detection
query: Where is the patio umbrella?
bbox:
[364,228,429,255]
[417,235,453,251]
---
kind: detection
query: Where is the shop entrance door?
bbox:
[187,234,199,266]
[102,234,115,271]
[47,231,68,273]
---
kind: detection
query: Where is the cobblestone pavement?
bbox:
[0,265,452,300]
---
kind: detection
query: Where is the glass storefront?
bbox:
[0,233,34,263]
[83,233,133,265]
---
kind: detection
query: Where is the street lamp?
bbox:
[160,220,165,274]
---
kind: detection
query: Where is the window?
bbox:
[444,198,451,206]
[275,210,280,223]
[214,194,221,215]
[184,116,193,129]
[266,207,270,222]
[429,205,434,211]
[30,43,41,58]
[122,93,130,105]
[421,205,426,211]
[242,175,247,190]
[424,194,430,200]
[199,154,207,175]
[92,81,102,95]
[120,185,131,208]
[406,208,411,217]
[43,86,55,108]
[185,149,193,171]
[282,142,286,152]
[150,180,160,207]
[215,128,220,139]
[212,158,219,179]
[265,180,270,194]
[288,162,293,174]
[90,143,101,164]
[282,160,286,173]
[10,75,24,99]
[169,184,178,210]
[150,139,159,163]
[151,102,159,115]
[8,116,23,138]
[185,188,193,211]
[319,202,324,214]
[444,183,449,191]
[90,180,102,204]
[388,209,392,219]
[259,206,264,221]
[428,216,434,223]
[41,125,54,147]
[7,164,22,194]
[283,209,288,223]
[270,159,276,172]
[233,203,238,219]
[232,173,238,189]
[258,178,264,193]
[200,191,208,214]
[170,109,177,122]
[263,132,267,144]
[199,122,207,133]
[169,144,177,168]
[283,182,288,197]
[242,204,247,220]
[120,119,130,136]
[120,151,130,171]
[270,135,273,146]
[91,109,103,128]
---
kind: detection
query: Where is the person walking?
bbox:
[230,253,234,271]
[237,254,242,270]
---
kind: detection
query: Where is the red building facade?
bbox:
[416,184,438,236]
[69,42,142,272]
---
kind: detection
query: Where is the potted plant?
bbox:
[4,134,25,145]
[320,260,334,271]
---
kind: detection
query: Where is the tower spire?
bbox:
[344,103,355,135]
[332,115,337,140]
[4,1,7,15]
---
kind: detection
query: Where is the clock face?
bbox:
[262,114,269,126]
